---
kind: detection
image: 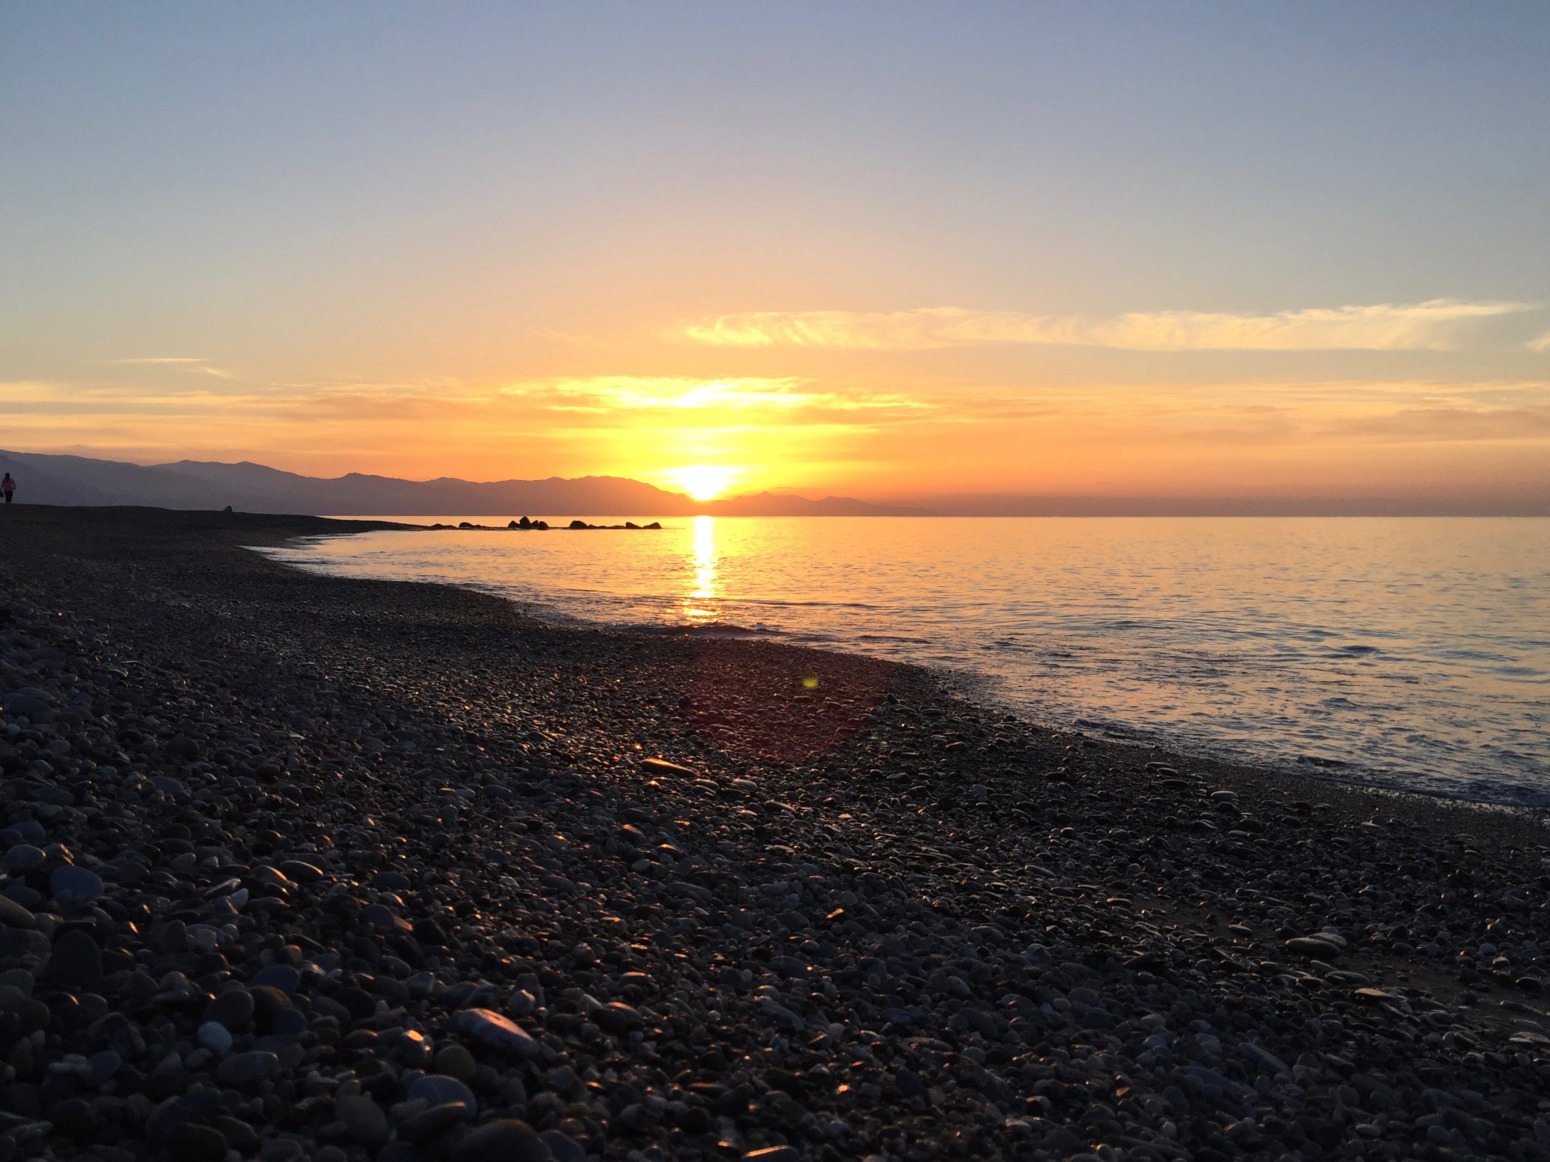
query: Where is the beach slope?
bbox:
[0,506,1546,1162]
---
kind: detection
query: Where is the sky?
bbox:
[3,3,1549,505]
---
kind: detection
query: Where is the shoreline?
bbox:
[1,506,1548,1162]
[268,519,1550,817]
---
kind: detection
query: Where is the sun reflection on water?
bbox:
[682,514,719,624]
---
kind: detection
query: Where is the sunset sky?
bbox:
[3,4,1549,505]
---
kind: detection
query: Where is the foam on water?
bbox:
[258,515,1550,806]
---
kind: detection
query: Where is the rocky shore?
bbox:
[0,506,1547,1162]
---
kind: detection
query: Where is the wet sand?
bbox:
[0,506,1547,1162]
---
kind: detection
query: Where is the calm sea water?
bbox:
[260,517,1550,807]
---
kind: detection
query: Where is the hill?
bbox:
[0,450,927,517]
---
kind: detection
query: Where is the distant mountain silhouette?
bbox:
[0,450,928,517]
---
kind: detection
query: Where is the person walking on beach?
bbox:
[1,474,13,504]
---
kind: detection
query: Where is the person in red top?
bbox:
[1,474,13,504]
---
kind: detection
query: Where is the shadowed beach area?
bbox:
[1,507,1548,1162]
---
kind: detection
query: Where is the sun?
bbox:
[673,465,735,501]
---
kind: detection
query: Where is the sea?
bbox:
[258,516,1550,808]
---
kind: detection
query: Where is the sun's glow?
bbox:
[673,464,735,501]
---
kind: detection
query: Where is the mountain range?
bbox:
[1,449,1542,517]
[0,450,927,517]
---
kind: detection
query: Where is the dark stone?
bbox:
[538,1132,585,1162]
[401,1101,474,1142]
[451,1119,552,1162]
[216,1050,280,1086]
[250,964,300,993]
[270,1006,308,1037]
[147,920,188,956]
[359,904,396,928]
[449,1008,540,1059]
[594,1001,641,1036]
[204,987,255,1030]
[895,1069,926,1101]
[2,690,54,724]
[1042,1127,1084,1156]
[146,1092,223,1147]
[166,736,202,762]
[214,1115,258,1154]
[2,883,41,910]
[412,919,447,946]
[47,930,103,988]
[168,1122,228,1162]
[250,985,295,1031]
[3,846,45,873]
[47,1096,97,1142]
[408,1075,477,1109]
[335,985,377,1022]
[277,860,323,883]
[0,895,34,929]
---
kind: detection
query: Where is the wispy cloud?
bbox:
[500,376,932,416]
[1528,329,1550,353]
[108,356,238,380]
[681,299,1533,352]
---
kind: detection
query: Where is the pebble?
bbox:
[3,845,45,873]
[2,688,55,724]
[215,1050,280,1086]
[47,929,103,987]
[203,986,255,1030]
[401,1101,474,1141]
[744,1148,798,1162]
[250,964,300,993]
[434,1043,478,1081]
[0,894,35,929]
[334,1094,389,1147]
[449,1008,541,1059]
[48,864,104,902]
[167,1122,227,1162]
[451,1119,552,1162]
[407,1073,478,1109]
[538,1131,585,1162]
[197,1021,234,1053]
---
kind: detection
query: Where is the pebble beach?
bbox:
[1,506,1548,1162]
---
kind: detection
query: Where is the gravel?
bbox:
[0,505,1547,1162]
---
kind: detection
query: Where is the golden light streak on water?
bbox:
[682,514,720,624]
